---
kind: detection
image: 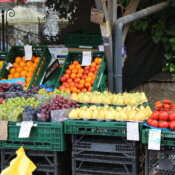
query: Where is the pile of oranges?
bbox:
[59,57,102,94]
[6,56,40,89]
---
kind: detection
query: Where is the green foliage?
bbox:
[129,0,175,72]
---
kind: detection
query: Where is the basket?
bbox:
[0,46,51,88]
[0,122,67,151]
[55,51,107,91]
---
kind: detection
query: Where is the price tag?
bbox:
[81,51,92,66]
[18,121,33,138]
[6,63,13,70]
[127,122,139,141]
[0,121,8,140]
[148,129,161,150]
[24,45,32,61]
[98,45,104,51]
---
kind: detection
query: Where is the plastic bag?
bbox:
[51,109,71,122]
[1,147,36,175]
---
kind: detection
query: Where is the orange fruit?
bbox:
[31,56,36,62]
[85,82,91,88]
[66,69,71,74]
[64,74,69,79]
[96,65,100,69]
[74,78,80,83]
[64,88,70,92]
[21,71,27,78]
[72,69,78,74]
[69,64,75,70]
[59,86,65,91]
[69,82,75,87]
[88,72,94,77]
[19,61,26,67]
[33,63,38,68]
[35,57,40,64]
[76,64,81,69]
[26,61,33,67]
[26,77,32,82]
[13,62,19,68]
[70,73,76,79]
[73,61,79,65]
[78,69,84,74]
[82,88,87,93]
[85,77,92,83]
[14,72,20,78]
[27,72,33,78]
[8,74,14,79]
[95,57,102,64]
[22,56,26,61]
[16,67,23,73]
[28,66,35,73]
[79,79,85,85]
[76,73,82,78]
[90,62,96,68]
[10,68,16,74]
[88,86,92,92]
[67,79,73,83]
[15,57,21,63]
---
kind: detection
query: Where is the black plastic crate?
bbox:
[145,146,175,175]
[1,149,71,175]
[72,135,137,154]
[72,160,138,175]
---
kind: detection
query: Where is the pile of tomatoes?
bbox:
[146,99,175,129]
[58,57,102,94]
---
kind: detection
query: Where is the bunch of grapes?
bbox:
[38,88,49,95]
[37,103,51,122]
[23,105,37,121]
[0,83,10,92]
[7,83,23,92]
[53,89,70,98]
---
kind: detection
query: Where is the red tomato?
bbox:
[155,103,163,110]
[169,112,175,121]
[60,76,66,82]
[84,66,90,71]
[150,111,159,120]
[169,121,175,130]
[158,121,169,128]
[146,118,153,125]
[149,119,159,127]
[159,111,169,121]
[164,104,170,110]
[163,99,172,105]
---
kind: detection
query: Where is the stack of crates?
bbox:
[142,128,175,175]
[0,122,71,175]
[65,120,142,175]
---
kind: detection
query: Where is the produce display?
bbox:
[0,60,4,69]
[146,99,175,129]
[5,56,41,89]
[58,58,102,93]
[69,105,152,122]
[70,91,148,106]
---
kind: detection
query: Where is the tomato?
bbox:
[84,66,90,71]
[169,121,175,130]
[150,111,159,120]
[60,76,66,82]
[150,119,159,127]
[169,112,175,121]
[89,67,96,73]
[164,104,170,110]
[66,69,71,74]
[171,104,175,110]
[146,118,153,125]
[155,101,162,105]
[163,99,172,105]
[158,121,169,128]
[155,103,163,110]
[159,111,169,121]
[83,70,89,75]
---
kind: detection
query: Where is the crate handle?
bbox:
[97,73,103,88]
[16,123,38,127]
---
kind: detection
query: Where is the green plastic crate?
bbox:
[64,120,142,137]
[142,128,175,146]
[0,122,67,151]
[65,32,103,49]
[0,46,51,88]
[55,51,107,91]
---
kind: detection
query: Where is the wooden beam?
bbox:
[122,0,140,42]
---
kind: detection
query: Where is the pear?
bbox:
[119,111,128,120]
[82,111,92,119]
[135,111,145,122]
[105,110,115,120]
[69,109,79,119]
[83,95,91,103]
[128,110,136,121]
[91,110,99,119]
[70,93,78,101]
[97,111,105,120]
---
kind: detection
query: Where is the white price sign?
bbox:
[127,122,139,141]
[81,51,92,66]
[18,121,33,138]
[148,129,161,150]
[24,45,32,61]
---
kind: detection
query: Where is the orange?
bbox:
[16,67,23,73]
[78,69,84,74]
[70,73,76,79]
[31,56,36,62]
[8,74,14,79]
[19,61,26,67]
[13,62,19,68]
[67,79,73,83]
[88,72,94,77]
[72,69,78,74]
[90,62,96,68]
[85,82,91,88]
[85,77,92,83]
[66,69,71,74]
[26,61,33,67]
[21,71,27,77]
[22,56,26,61]
[76,73,82,78]
[15,57,21,63]
[73,61,79,65]
[33,63,38,68]
[27,72,33,78]
[10,68,16,74]
[96,65,100,69]
[14,72,20,78]
[64,74,69,79]
[26,77,32,82]
[35,57,40,64]
[79,79,85,85]
[94,57,102,64]
[69,82,75,87]
[74,78,80,83]
[76,64,81,69]
[64,88,70,92]
[88,86,92,92]
[82,88,87,93]
[59,86,65,91]
[24,66,29,71]
[28,66,35,73]
[69,64,75,70]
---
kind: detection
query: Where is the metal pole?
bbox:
[113,1,170,93]
[2,9,5,51]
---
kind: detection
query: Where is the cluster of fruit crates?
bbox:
[0,149,71,175]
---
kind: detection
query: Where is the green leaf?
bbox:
[170,64,175,72]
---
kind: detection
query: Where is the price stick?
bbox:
[18,121,33,138]
[6,63,13,70]
[81,51,92,66]
[24,45,32,61]
[127,122,139,141]
[148,129,161,150]
[0,121,8,140]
